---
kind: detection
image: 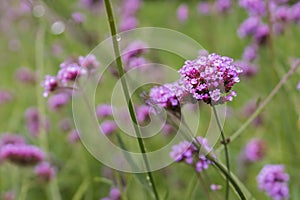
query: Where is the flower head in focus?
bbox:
[179,53,242,105]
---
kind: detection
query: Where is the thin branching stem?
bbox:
[212,105,230,200]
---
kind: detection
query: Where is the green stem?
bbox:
[212,106,230,200]
[103,1,160,199]
[207,155,246,200]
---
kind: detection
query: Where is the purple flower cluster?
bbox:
[0,90,14,105]
[34,162,56,182]
[237,0,300,70]
[0,144,44,166]
[15,67,36,84]
[147,81,188,111]
[100,120,117,136]
[101,187,121,200]
[118,0,142,32]
[170,136,213,172]
[122,41,148,71]
[47,93,70,111]
[25,107,49,137]
[42,54,99,97]
[0,133,26,147]
[68,129,80,143]
[243,138,267,162]
[179,53,242,105]
[257,164,289,200]
[197,0,232,15]
[177,4,189,22]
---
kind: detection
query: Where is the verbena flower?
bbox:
[100,120,117,135]
[15,67,36,84]
[68,129,80,143]
[239,0,266,16]
[234,60,258,78]
[0,144,44,166]
[170,136,213,171]
[71,12,85,24]
[238,17,261,38]
[0,90,14,105]
[0,133,26,147]
[179,53,242,105]
[78,54,99,71]
[177,4,189,22]
[257,164,289,200]
[25,107,49,137]
[47,93,70,111]
[242,44,258,62]
[41,75,59,97]
[244,138,267,162]
[34,162,56,182]
[96,104,114,119]
[102,187,121,200]
[197,2,211,15]
[214,0,231,14]
[147,81,188,111]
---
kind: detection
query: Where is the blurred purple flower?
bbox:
[290,2,300,24]
[243,44,258,62]
[119,16,138,32]
[78,54,100,71]
[297,81,300,91]
[210,184,222,191]
[257,164,289,200]
[47,93,70,111]
[60,118,72,132]
[0,144,44,166]
[136,105,151,123]
[100,121,117,135]
[177,4,189,22]
[162,124,175,135]
[0,90,13,105]
[239,0,266,16]
[35,162,56,182]
[68,129,80,143]
[238,17,261,38]
[0,133,26,147]
[1,191,15,200]
[254,24,270,45]
[15,67,36,84]
[197,2,211,15]
[96,104,113,119]
[214,0,231,14]
[25,107,49,137]
[196,155,211,172]
[102,187,121,200]
[244,138,267,162]
[72,12,86,24]
[234,60,258,78]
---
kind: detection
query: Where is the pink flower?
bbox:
[0,144,45,166]
[177,4,189,22]
[35,162,56,182]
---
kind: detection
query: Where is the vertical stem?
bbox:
[36,20,62,200]
[103,1,160,199]
[212,106,230,200]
